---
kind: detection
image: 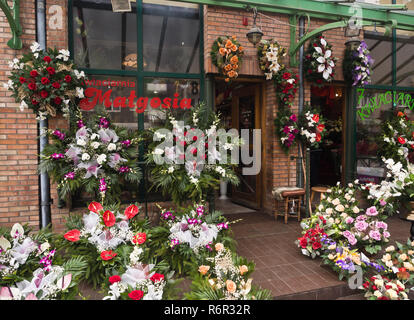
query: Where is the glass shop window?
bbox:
[396,30,414,88]
[72,0,137,70]
[142,0,200,73]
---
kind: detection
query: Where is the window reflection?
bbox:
[364,31,393,85]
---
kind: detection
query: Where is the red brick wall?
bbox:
[203,6,350,215]
[0,0,70,231]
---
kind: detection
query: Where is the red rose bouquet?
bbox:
[296,225,327,259]
[274,68,299,107]
[361,274,409,300]
[4,42,86,119]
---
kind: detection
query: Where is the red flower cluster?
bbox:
[132,232,147,245]
[362,276,406,300]
[275,70,299,107]
[297,225,326,251]
[101,250,117,261]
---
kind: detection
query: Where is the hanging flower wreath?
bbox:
[274,68,299,108]
[39,112,142,204]
[298,104,326,149]
[211,36,244,82]
[3,42,86,120]
[274,107,299,152]
[257,39,286,80]
[343,40,374,87]
[304,35,337,86]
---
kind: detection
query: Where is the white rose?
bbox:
[327,218,334,224]
[328,254,334,260]
[385,260,393,268]
[168,166,174,173]
[374,279,384,288]
[91,133,99,140]
[332,198,340,206]
[373,290,382,298]
[107,143,117,151]
[385,246,395,252]
[97,154,107,165]
[91,141,100,149]
[82,153,90,161]
[328,244,336,251]
[387,289,398,299]
[352,207,360,214]
[335,205,345,212]
[326,208,333,215]
[382,253,392,261]
[77,138,86,146]
[345,194,351,201]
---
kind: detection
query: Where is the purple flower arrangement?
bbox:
[53,129,65,141]
[350,40,374,87]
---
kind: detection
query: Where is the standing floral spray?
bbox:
[148,203,236,276]
[274,108,299,152]
[186,244,272,300]
[145,103,241,204]
[61,201,149,288]
[211,36,244,82]
[39,112,142,204]
[297,104,326,149]
[303,35,337,86]
[3,42,86,120]
[0,223,87,300]
[343,40,374,87]
[257,39,286,80]
[274,69,299,108]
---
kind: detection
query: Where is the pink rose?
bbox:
[366,206,378,216]
[355,221,368,232]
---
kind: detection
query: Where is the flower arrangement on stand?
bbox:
[378,111,414,167]
[0,223,87,300]
[274,69,299,108]
[343,40,374,87]
[145,103,241,204]
[274,107,299,152]
[303,35,337,86]
[361,274,409,300]
[211,36,244,82]
[3,42,86,120]
[148,203,236,276]
[62,201,148,288]
[185,244,272,300]
[297,104,326,149]
[296,225,327,259]
[257,39,286,80]
[39,112,142,204]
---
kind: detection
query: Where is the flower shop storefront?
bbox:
[3,0,414,302]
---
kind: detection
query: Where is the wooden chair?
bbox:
[310,186,331,214]
[273,151,305,224]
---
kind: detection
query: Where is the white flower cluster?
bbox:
[80,210,134,253]
[314,38,335,80]
[264,43,282,80]
[0,266,72,300]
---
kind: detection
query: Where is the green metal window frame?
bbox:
[67,0,205,205]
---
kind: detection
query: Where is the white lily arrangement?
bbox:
[257,39,286,80]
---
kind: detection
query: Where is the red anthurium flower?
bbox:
[398,136,407,145]
[102,210,116,227]
[19,77,26,84]
[109,275,121,284]
[128,290,144,300]
[124,204,139,219]
[316,132,321,142]
[317,124,325,132]
[312,114,320,123]
[100,250,117,261]
[40,90,49,98]
[64,229,81,242]
[150,273,164,283]
[132,232,146,245]
[30,70,38,77]
[43,56,52,63]
[88,202,103,213]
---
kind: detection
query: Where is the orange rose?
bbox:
[225,78,230,82]
[230,55,238,64]
[239,265,248,275]
[232,64,239,70]
[226,280,237,293]
[231,44,238,52]
[238,46,243,52]
[219,47,227,56]
[228,70,237,78]
[232,35,237,40]
[224,64,232,72]
[215,243,224,251]
[198,265,210,275]
[225,39,233,48]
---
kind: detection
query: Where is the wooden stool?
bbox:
[310,186,330,214]
[273,187,305,224]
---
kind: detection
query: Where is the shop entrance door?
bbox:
[230,84,262,209]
